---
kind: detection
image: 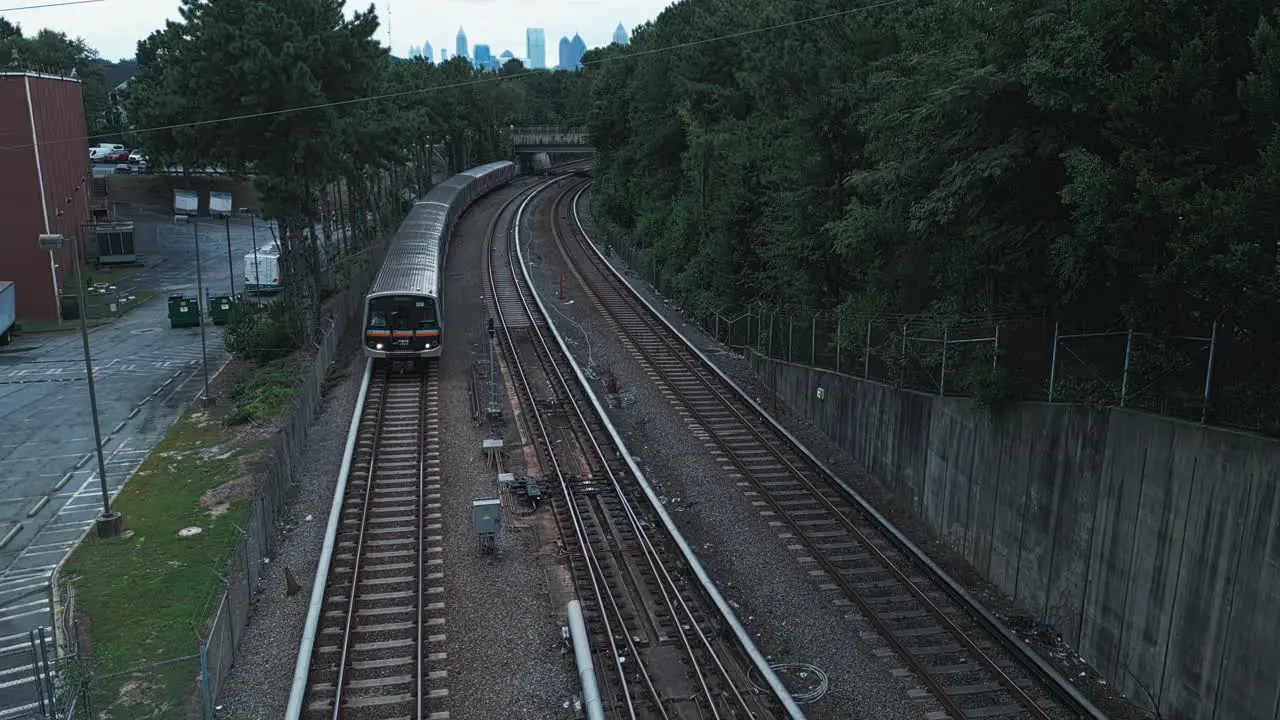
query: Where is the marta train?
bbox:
[362,160,518,362]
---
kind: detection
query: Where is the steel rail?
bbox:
[286,359,373,720]
[487,174,646,719]
[331,364,393,719]
[568,185,1110,720]
[515,176,807,720]
[547,182,752,719]
[553,180,1042,718]
[416,368,429,720]
[540,184,733,718]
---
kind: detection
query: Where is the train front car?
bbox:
[363,290,442,359]
[362,198,450,362]
[361,161,517,364]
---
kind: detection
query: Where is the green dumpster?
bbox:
[208,294,234,325]
[168,294,200,328]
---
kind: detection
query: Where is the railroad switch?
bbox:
[566,474,607,493]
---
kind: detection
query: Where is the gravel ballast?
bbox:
[565,191,1146,719]
[430,183,578,719]
[522,187,926,720]
[214,350,365,719]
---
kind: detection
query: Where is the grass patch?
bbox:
[80,264,149,288]
[225,357,299,426]
[62,403,263,719]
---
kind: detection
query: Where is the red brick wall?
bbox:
[0,73,91,324]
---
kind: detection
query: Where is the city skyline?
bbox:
[0,0,669,63]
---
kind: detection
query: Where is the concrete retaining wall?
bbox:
[746,349,1280,720]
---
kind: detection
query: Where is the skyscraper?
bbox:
[612,23,630,46]
[422,40,434,62]
[441,48,449,62]
[526,28,546,69]
[571,33,587,69]
[455,27,468,63]
[557,36,571,70]
[474,44,492,70]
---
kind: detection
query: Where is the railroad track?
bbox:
[547,180,1102,720]
[301,361,447,720]
[489,174,789,719]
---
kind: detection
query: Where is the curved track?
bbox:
[543,179,1107,720]
[488,174,787,720]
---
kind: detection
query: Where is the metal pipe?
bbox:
[864,320,872,379]
[568,189,1108,720]
[1201,319,1218,425]
[542,191,806,720]
[939,325,949,396]
[568,600,606,720]
[1048,321,1060,403]
[1120,326,1134,407]
[285,359,374,720]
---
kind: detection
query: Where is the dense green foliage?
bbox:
[123,0,573,350]
[0,18,132,136]
[586,0,1280,431]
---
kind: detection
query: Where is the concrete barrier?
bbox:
[746,348,1280,720]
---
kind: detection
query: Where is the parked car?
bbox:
[128,150,145,164]
[104,150,131,163]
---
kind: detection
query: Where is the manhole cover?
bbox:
[177,526,203,537]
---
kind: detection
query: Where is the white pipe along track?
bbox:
[568,600,607,720]
[516,180,808,720]
[285,358,374,720]
[569,187,1110,720]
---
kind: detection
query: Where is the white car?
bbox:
[129,150,145,164]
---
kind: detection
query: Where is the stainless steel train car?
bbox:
[363,160,518,361]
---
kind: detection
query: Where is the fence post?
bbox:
[899,322,909,387]
[1048,321,1060,402]
[992,324,1000,370]
[939,325,949,396]
[715,313,720,344]
[835,315,842,373]
[1120,326,1134,407]
[200,641,213,720]
[811,315,817,366]
[864,320,872,379]
[1201,319,1218,425]
[28,630,47,716]
[788,316,794,363]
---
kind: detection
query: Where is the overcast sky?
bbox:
[3,0,675,63]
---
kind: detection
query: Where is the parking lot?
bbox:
[0,211,277,715]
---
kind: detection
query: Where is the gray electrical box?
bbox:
[472,498,502,536]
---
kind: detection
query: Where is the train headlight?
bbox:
[375,343,384,350]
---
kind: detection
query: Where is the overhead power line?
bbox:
[0,0,104,11]
[0,0,914,152]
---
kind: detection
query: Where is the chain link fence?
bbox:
[599,233,1270,436]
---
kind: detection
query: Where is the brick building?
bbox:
[0,71,94,324]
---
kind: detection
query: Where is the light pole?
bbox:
[192,219,211,405]
[37,234,122,539]
[224,216,236,301]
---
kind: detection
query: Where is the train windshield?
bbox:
[368,295,438,330]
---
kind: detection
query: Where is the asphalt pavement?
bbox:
[0,211,277,717]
